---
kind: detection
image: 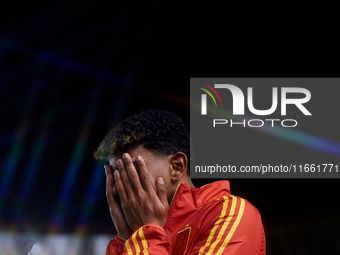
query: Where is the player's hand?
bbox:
[114,153,169,232]
[104,164,133,240]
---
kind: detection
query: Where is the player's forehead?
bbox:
[108,156,117,167]
[108,144,154,166]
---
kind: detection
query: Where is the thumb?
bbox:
[157,177,168,205]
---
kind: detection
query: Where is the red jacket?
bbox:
[106,180,266,255]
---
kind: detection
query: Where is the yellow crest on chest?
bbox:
[171,226,191,255]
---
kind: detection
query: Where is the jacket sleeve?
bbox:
[188,195,266,255]
[106,195,266,255]
[105,224,172,255]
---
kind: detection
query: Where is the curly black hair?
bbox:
[94,109,190,174]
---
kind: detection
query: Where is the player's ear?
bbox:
[170,152,188,182]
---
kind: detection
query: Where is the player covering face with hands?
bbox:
[105,145,193,240]
[95,109,266,255]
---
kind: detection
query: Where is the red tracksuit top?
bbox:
[106,180,266,255]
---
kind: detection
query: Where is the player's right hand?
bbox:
[104,164,133,240]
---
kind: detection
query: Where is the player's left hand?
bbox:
[114,153,169,232]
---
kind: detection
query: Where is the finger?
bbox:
[104,165,115,205]
[114,169,127,202]
[156,177,168,205]
[136,155,153,191]
[104,164,112,179]
[117,158,133,196]
[109,193,125,223]
[108,184,123,216]
[122,153,142,192]
[105,164,118,196]
[105,166,124,218]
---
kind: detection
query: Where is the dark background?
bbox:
[0,2,340,254]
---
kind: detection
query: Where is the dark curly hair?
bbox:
[94,109,190,174]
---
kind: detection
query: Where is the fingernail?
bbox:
[137,156,142,162]
[123,153,129,159]
[114,170,119,177]
[158,177,164,184]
